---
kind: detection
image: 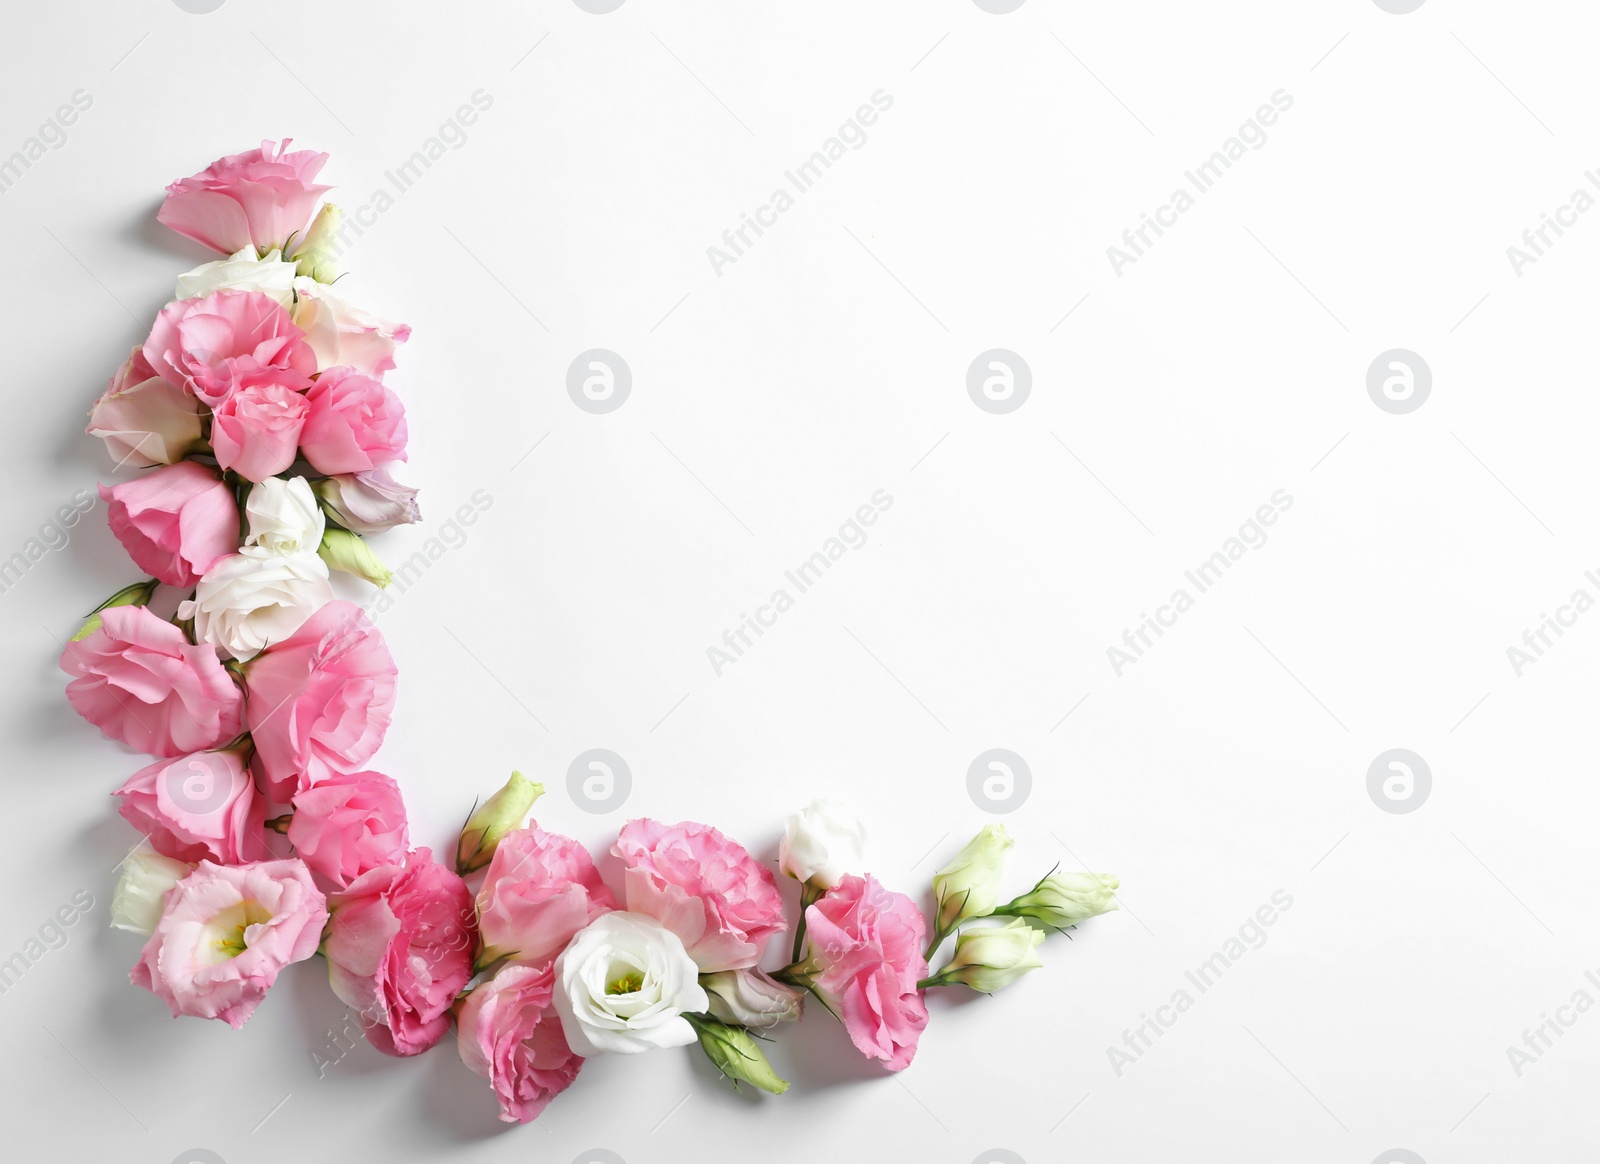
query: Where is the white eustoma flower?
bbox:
[245,476,325,556]
[111,843,193,935]
[551,912,708,1056]
[178,546,332,660]
[174,247,297,307]
[778,798,866,890]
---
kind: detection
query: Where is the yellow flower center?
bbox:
[198,901,272,965]
[606,972,644,995]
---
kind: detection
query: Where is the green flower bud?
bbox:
[932,823,1014,933]
[993,870,1119,932]
[292,203,343,282]
[684,1014,789,1095]
[318,527,392,588]
[924,918,1045,994]
[71,578,160,641]
[456,771,544,874]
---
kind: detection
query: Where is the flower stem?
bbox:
[790,883,820,963]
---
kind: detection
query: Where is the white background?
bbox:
[2,2,1597,1162]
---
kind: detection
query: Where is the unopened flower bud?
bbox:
[932,823,1014,933]
[71,579,159,642]
[318,527,392,588]
[779,798,866,891]
[993,870,1119,932]
[111,842,193,935]
[924,918,1045,994]
[685,1014,789,1095]
[456,771,544,874]
[701,968,804,1030]
[292,202,343,282]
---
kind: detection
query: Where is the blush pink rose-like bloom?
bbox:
[143,289,316,409]
[244,600,397,800]
[298,366,407,475]
[61,604,242,757]
[130,857,327,1028]
[287,770,410,890]
[113,748,267,866]
[477,826,618,966]
[312,469,420,535]
[86,346,203,469]
[209,370,312,482]
[613,818,786,972]
[803,873,929,1073]
[157,139,331,255]
[456,962,583,1124]
[324,848,476,1057]
[100,460,237,587]
[290,277,411,378]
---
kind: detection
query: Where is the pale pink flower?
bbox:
[142,289,315,409]
[288,770,410,890]
[209,370,312,481]
[613,818,786,971]
[298,366,408,475]
[100,460,237,587]
[86,347,202,469]
[244,601,396,799]
[113,749,266,866]
[157,139,331,255]
[324,849,475,1056]
[130,858,327,1028]
[477,826,617,965]
[456,962,583,1124]
[803,873,929,1072]
[60,604,242,757]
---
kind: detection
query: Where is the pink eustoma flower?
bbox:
[324,848,476,1056]
[100,460,237,587]
[60,604,242,757]
[457,962,583,1124]
[476,826,618,965]
[208,369,312,481]
[288,770,410,890]
[113,748,266,866]
[86,346,203,469]
[130,858,327,1028]
[244,600,396,800]
[157,139,331,255]
[613,818,786,972]
[142,289,316,409]
[298,366,408,475]
[804,873,929,1073]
